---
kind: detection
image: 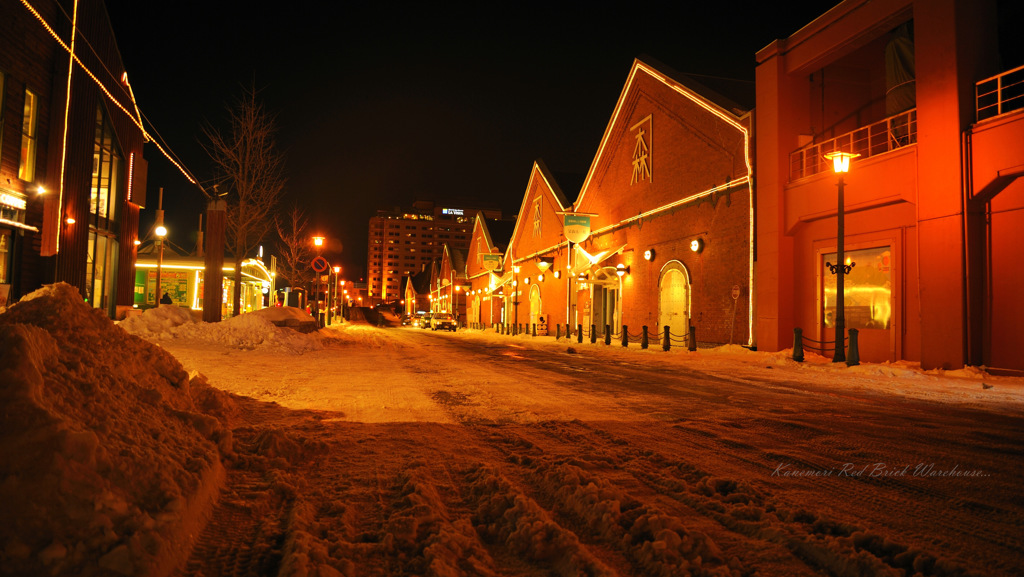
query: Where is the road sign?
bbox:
[311,256,329,272]
[732,284,741,300]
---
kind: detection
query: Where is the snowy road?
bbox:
[159,325,1024,576]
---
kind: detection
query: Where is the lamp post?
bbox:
[154,187,167,305]
[312,236,325,325]
[513,265,520,330]
[331,266,341,325]
[823,151,859,363]
[455,285,461,329]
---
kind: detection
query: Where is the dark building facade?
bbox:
[1,0,146,315]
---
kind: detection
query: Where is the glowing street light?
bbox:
[823,150,860,365]
[155,187,167,305]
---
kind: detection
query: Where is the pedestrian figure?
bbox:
[160,292,172,305]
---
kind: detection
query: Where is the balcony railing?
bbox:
[789,109,917,181]
[977,64,1024,121]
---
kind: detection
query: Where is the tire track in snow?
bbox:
[176,469,290,577]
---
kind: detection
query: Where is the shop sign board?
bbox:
[482,254,502,270]
[564,214,591,244]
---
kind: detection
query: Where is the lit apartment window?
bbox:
[19,89,38,181]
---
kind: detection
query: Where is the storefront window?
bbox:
[823,246,892,330]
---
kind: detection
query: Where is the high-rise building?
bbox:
[366,201,501,304]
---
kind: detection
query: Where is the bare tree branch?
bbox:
[274,205,315,288]
[201,85,286,316]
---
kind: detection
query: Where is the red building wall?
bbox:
[572,61,753,345]
[756,0,1020,371]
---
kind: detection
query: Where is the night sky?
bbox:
[105,1,832,281]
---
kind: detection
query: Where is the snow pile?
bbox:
[117,304,195,336]
[0,283,234,576]
[120,304,323,354]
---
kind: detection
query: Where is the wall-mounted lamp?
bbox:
[553,270,561,279]
[690,238,704,253]
[524,277,530,284]
[537,274,545,282]
[133,239,141,246]
[36,185,47,195]
[65,217,76,225]
[643,249,655,261]
[616,264,630,277]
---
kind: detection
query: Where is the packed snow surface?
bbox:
[2,283,1022,576]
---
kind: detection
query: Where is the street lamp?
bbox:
[331,265,341,325]
[155,221,167,305]
[513,265,520,330]
[823,151,859,364]
[154,188,167,305]
[455,285,461,328]
[311,236,325,325]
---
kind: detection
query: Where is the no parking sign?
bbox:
[311,256,329,273]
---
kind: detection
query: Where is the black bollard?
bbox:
[847,328,860,366]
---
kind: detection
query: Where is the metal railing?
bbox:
[977,63,1024,121]
[789,108,917,181]
[463,321,727,352]
[792,327,859,366]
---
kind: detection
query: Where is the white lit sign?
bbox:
[0,193,27,210]
[441,208,464,216]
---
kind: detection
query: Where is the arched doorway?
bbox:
[529,285,542,328]
[659,261,691,338]
[591,267,620,336]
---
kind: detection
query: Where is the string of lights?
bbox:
[19,0,207,194]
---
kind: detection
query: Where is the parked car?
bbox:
[430,313,456,332]
[401,314,412,326]
[418,313,433,329]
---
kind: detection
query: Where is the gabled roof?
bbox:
[637,54,753,114]
[483,218,516,252]
[575,58,752,210]
[410,268,432,294]
[503,159,575,263]
[443,245,469,277]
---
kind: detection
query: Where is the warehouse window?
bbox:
[19,89,38,181]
